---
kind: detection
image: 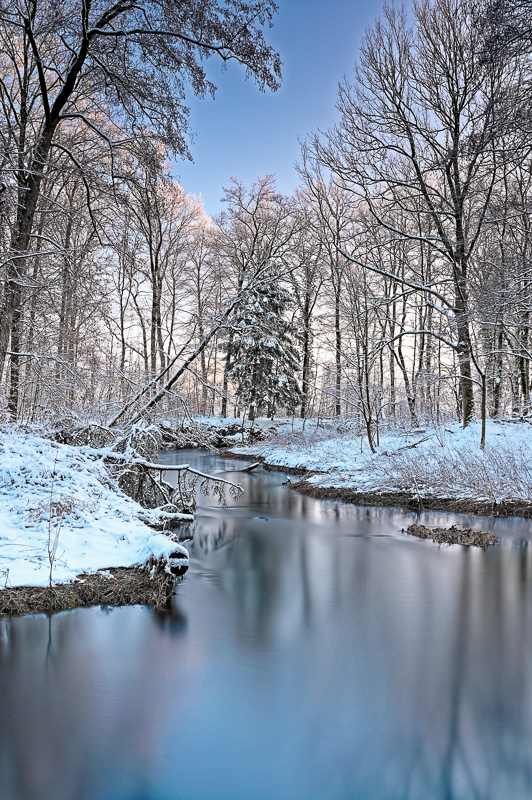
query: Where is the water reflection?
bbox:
[1,451,532,799]
[152,598,187,632]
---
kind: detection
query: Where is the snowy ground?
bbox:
[3,417,530,591]
[229,419,532,506]
[0,430,188,589]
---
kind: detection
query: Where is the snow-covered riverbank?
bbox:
[3,416,531,599]
[0,430,188,590]
[228,419,532,516]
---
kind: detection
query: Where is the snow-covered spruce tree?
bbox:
[225,273,302,421]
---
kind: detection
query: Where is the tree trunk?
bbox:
[394,343,418,427]
[221,320,237,419]
[199,322,209,415]
[7,302,22,419]
[480,372,487,449]
[335,289,341,416]
[300,295,312,419]
[492,327,503,417]
[0,124,57,387]
[389,303,396,423]
[221,347,231,418]
[456,314,475,427]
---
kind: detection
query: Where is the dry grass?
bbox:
[372,443,532,506]
[406,524,499,548]
[27,494,97,523]
[0,565,186,617]
[289,480,532,517]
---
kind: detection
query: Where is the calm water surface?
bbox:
[2,449,532,800]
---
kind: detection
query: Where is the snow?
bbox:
[229,419,532,505]
[0,430,188,589]
[3,417,527,591]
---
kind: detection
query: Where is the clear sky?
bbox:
[172,0,383,217]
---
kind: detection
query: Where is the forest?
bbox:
[1,0,531,453]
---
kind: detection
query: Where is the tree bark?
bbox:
[335,289,341,416]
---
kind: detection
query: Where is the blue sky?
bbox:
[172,0,382,217]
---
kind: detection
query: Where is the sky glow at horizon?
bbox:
[172,0,382,218]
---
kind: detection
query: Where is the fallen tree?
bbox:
[0,420,243,616]
[107,261,300,430]
[69,422,243,527]
[107,284,249,429]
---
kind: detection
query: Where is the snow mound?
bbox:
[0,430,188,589]
[230,420,532,504]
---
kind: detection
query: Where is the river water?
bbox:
[1,449,532,800]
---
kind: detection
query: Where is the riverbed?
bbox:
[1,449,532,800]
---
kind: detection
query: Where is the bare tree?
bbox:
[290,196,324,419]
[297,153,358,416]
[121,167,203,379]
[0,0,282,415]
[184,217,220,414]
[313,0,523,428]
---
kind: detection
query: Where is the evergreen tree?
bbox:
[225,273,302,420]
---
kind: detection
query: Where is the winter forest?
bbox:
[2,0,532,450]
[5,1,532,796]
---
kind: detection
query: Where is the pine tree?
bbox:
[225,273,302,420]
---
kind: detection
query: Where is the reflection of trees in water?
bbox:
[153,597,187,632]
[394,545,532,800]
[7,446,532,800]
[222,528,286,642]
[192,517,243,555]
[0,607,189,800]
[439,551,474,800]
[191,477,532,800]
[476,546,532,797]
[393,553,476,800]
[211,527,532,798]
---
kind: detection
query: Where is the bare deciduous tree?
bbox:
[312,0,523,428]
[0,0,282,416]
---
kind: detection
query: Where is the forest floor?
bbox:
[225,417,532,518]
[0,428,189,615]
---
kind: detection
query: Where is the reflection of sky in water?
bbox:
[1,450,532,799]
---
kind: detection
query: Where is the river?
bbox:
[1,449,532,800]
